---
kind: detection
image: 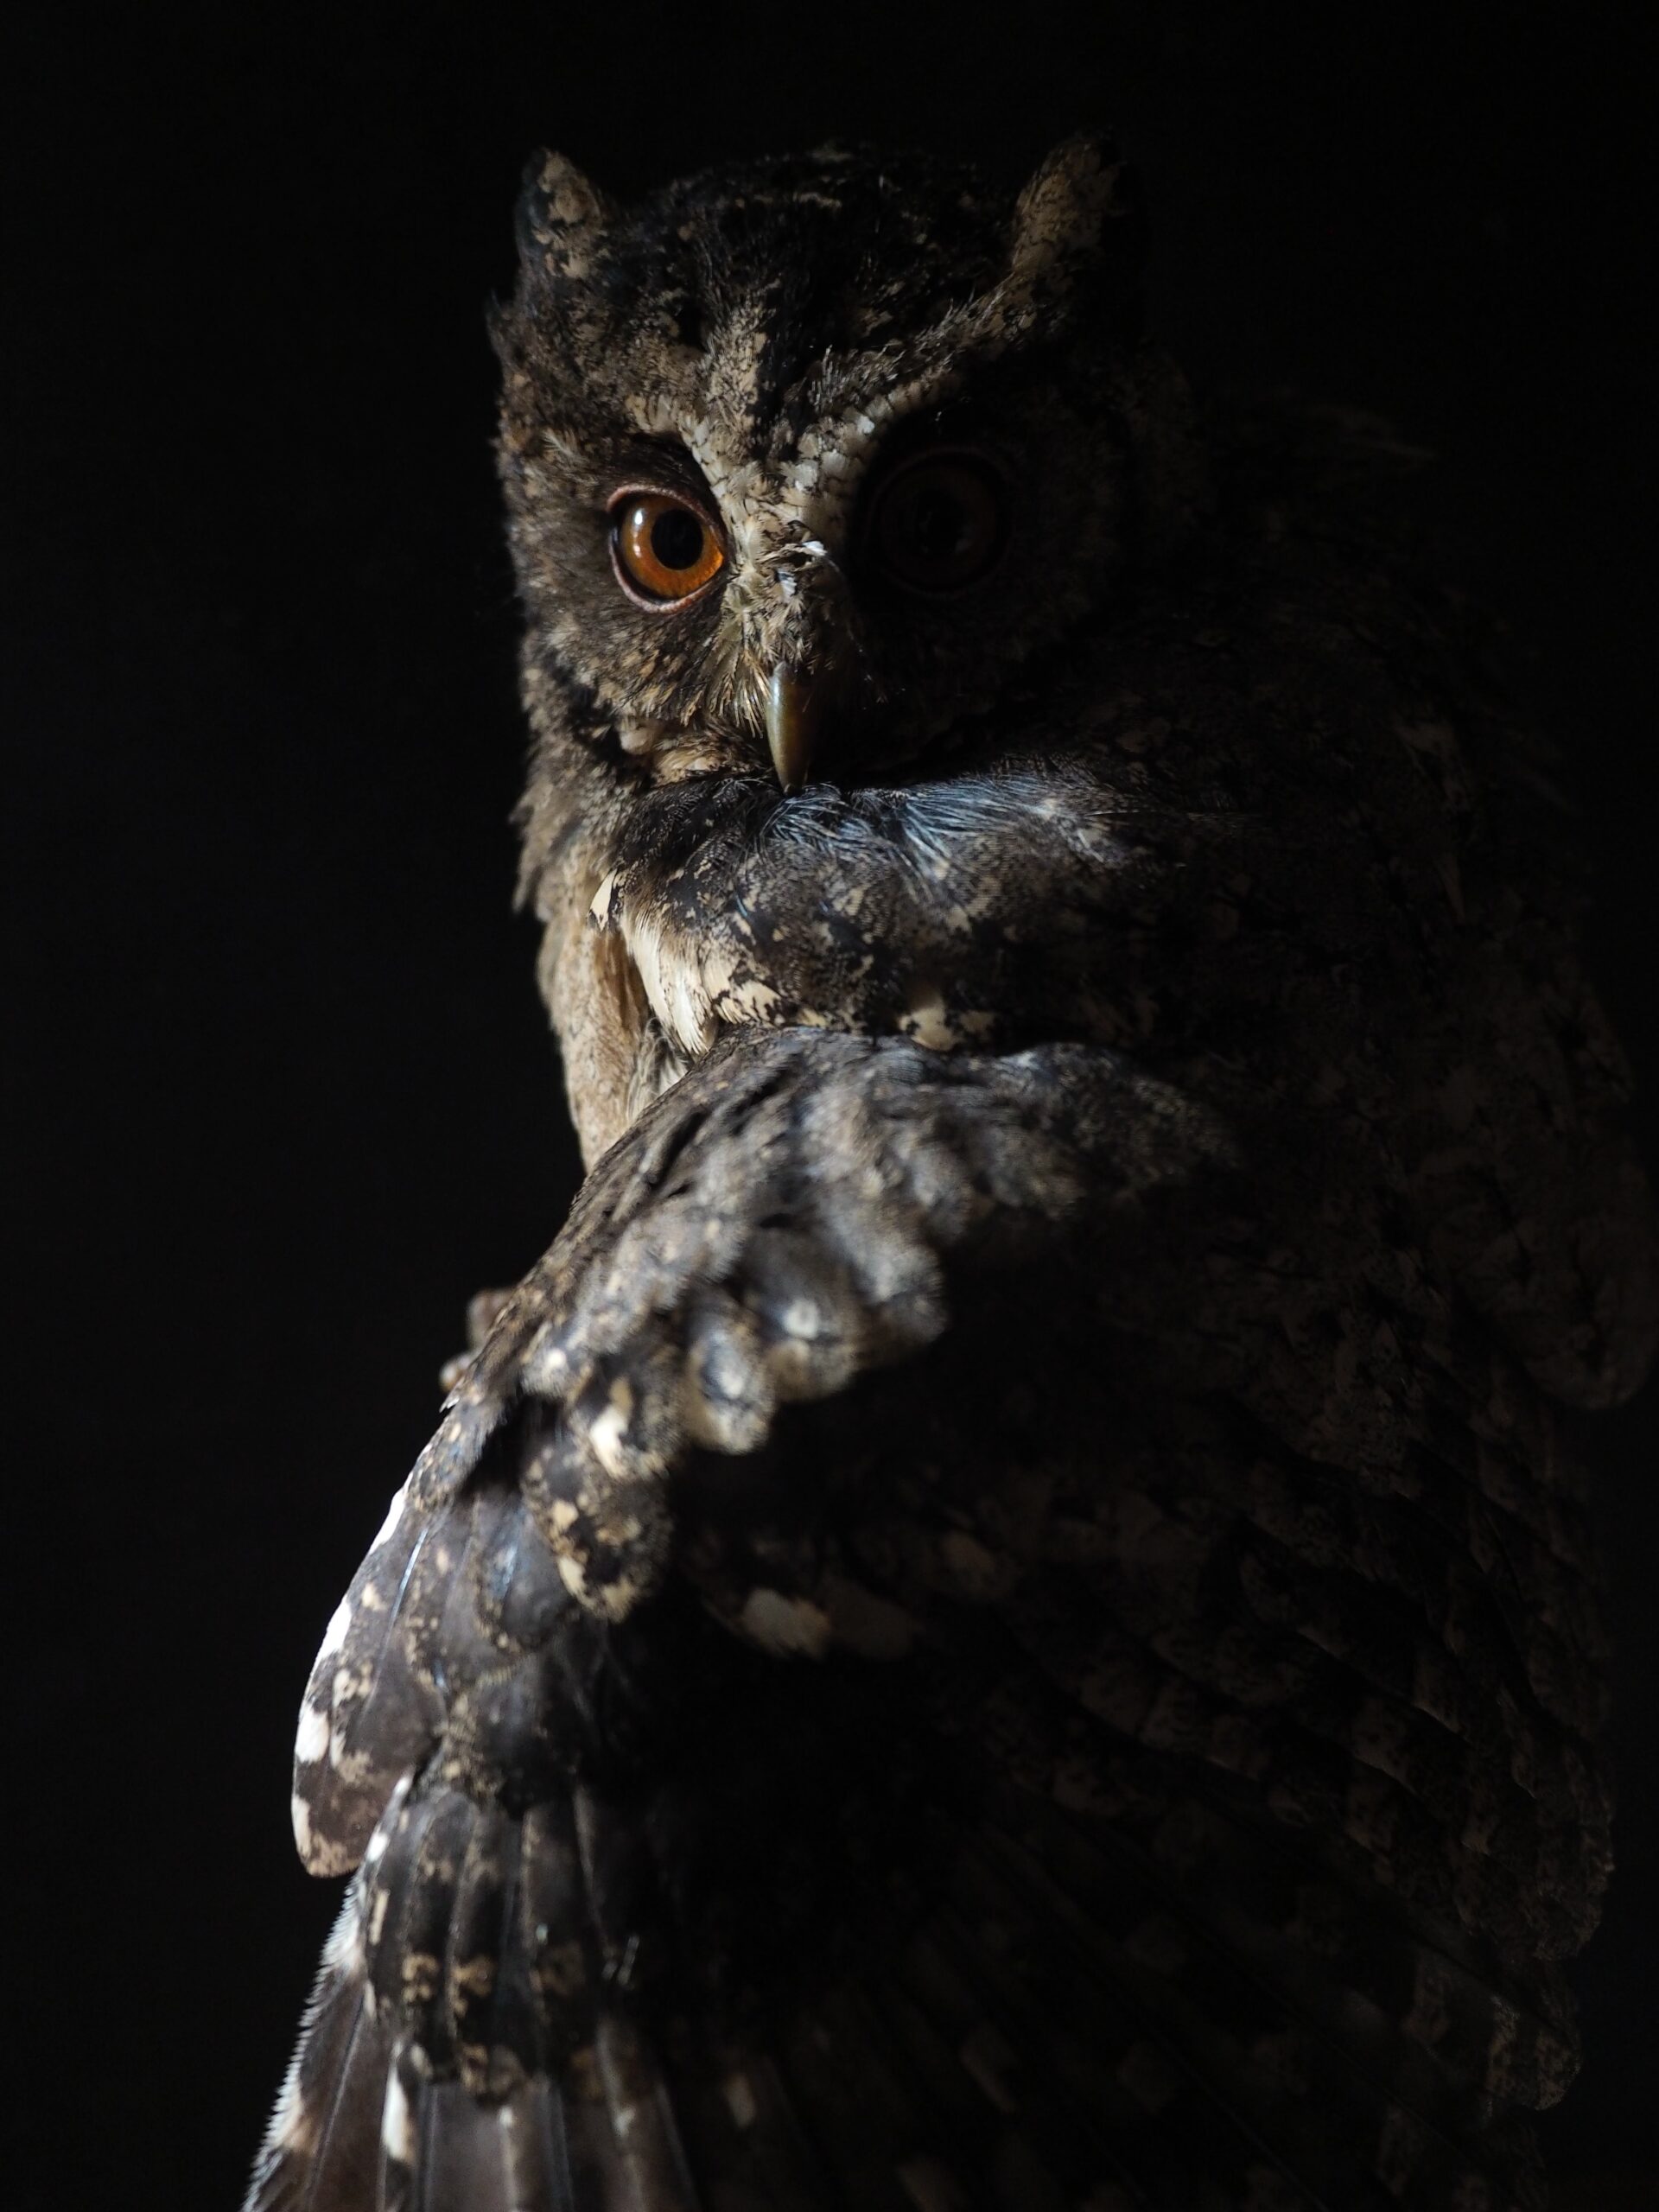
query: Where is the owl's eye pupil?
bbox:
[866,451,1007,595]
[610,490,727,606]
[906,486,973,564]
[650,506,707,571]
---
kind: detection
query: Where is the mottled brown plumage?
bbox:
[247,137,1656,2212]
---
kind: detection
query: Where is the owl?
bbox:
[245,138,1657,2212]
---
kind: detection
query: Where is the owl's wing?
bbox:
[278,1027,1242,1875]
[249,1027,1611,2212]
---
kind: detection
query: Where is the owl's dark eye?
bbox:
[610,491,726,606]
[865,451,1007,595]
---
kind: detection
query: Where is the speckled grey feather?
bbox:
[247,137,1656,2212]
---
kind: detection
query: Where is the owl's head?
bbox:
[494,137,1199,793]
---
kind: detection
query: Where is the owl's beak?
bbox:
[766,666,823,794]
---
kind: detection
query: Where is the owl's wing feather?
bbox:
[250,1024,1602,2211]
[289,1485,448,1878]
[253,1767,1555,2212]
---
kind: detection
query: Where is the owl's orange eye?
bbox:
[610,492,726,605]
[866,452,1007,594]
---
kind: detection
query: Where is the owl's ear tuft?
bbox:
[1006,133,1142,312]
[516,150,615,285]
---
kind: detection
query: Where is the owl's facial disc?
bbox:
[499,142,1194,798]
[601,443,1013,791]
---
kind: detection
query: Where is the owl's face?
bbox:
[495,139,1192,794]
[504,141,1372,1166]
[497,140,1530,1188]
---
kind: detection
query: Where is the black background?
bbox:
[8,3,1656,2204]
